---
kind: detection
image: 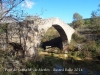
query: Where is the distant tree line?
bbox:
[71,5,100,29]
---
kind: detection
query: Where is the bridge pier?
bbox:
[62,41,69,53]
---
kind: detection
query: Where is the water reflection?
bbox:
[54,64,100,75]
[79,68,100,75]
[54,65,63,75]
[37,52,100,75]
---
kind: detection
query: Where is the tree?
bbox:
[0,0,25,45]
[72,13,84,28]
[84,18,91,26]
[91,5,100,28]
[0,0,24,20]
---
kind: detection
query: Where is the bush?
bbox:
[69,33,99,58]
[72,33,87,43]
[68,39,76,51]
[78,52,85,58]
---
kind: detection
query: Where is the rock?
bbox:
[11,60,20,68]
[64,50,68,54]
[54,50,58,53]
[74,43,84,51]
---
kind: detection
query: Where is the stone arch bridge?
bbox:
[0,17,75,57]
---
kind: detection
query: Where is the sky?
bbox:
[20,0,100,23]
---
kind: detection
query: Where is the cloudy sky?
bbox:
[20,0,100,23]
[21,0,35,9]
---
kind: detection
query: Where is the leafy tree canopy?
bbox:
[72,13,84,28]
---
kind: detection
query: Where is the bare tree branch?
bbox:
[0,0,24,20]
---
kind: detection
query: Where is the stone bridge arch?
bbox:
[38,18,75,51]
[39,18,75,43]
[1,17,75,57]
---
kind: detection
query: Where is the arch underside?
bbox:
[52,24,68,42]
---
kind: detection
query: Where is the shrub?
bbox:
[68,39,76,51]
[72,33,87,43]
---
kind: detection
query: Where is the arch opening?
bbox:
[40,25,68,50]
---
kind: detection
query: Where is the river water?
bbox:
[37,52,100,75]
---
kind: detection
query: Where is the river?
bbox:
[37,51,100,75]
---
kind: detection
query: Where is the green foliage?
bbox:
[73,13,82,21]
[78,52,85,59]
[84,18,91,26]
[42,27,60,42]
[0,27,4,33]
[91,6,100,29]
[68,39,76,51]
[72,33,87,43]
[69,33,87,51]
[72,13,84,28]
[69,32,100,58]
[0,24,7,33]
[83,41,99,57]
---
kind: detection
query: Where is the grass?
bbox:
[39,51,68,60]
